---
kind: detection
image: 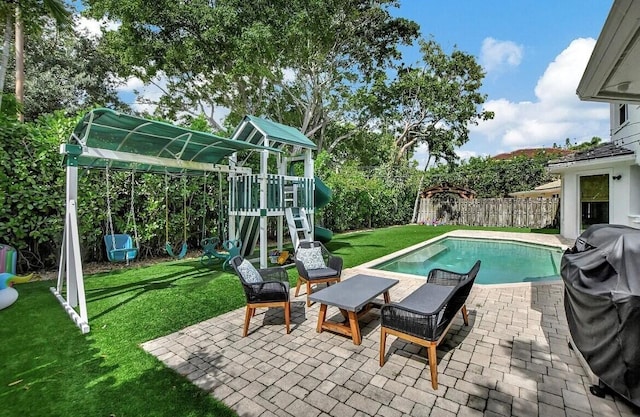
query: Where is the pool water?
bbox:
[374,237,563,285]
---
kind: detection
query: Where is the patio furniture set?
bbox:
[230,241,480,390]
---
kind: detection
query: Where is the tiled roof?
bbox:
[548,142,634,165]
[492,148,573,160]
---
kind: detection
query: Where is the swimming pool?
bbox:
[373,237,563,285]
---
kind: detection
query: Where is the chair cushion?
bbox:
[237,259,263,283]
[399,283,454,315]
[306,267,338,279]
[252,281,290,302]
[297,246,326,270]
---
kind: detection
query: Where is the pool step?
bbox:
[396,244,449,273]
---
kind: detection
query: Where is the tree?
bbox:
[17,18,129,120]
[84,0,419,144]
[567,136,602,152]
[0,0,71,120]
[423,152,557,198]
[370,40,493,165]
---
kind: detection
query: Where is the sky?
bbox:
[395,1,615,167]
[76,1,616,167]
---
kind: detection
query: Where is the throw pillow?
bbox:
[297,246,326,270]
[237,259,263,284]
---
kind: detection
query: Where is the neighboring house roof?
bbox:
[509,180,561,198]
[492,148,573,160]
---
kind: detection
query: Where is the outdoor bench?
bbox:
[379,260,481,389]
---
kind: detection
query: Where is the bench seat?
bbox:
[379,260,481,389]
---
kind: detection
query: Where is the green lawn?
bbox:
[0,225,544,417]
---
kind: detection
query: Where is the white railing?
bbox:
[229,174,314,215]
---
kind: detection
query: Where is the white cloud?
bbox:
[125,75,167,114]
[74,15,119,38]
[412,143,430,170]
[480,37,524,74]
[115,76,146,93]
[282,68,296,83]
[472,37,609,152]
[535,38,596,104]
[456,149,479,162]
[411,145,480,170]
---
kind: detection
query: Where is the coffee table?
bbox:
[309,274,399,345]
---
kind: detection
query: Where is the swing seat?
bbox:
[200,237,223,266]
[104,234,138,262]
[166,241,188,260]
[222,239,242,270]
[199,238,242,269]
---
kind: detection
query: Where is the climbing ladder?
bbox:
[284,183,297,206]
[285,207,312,249]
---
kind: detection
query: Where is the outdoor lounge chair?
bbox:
[294,241,343,307]
[230,256,291,336]
[379,260,481,389]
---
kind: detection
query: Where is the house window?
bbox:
[580,174,609,230]
[618,104,628,126]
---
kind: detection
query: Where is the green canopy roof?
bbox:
[65,108,278,174]
[231,115,317,150]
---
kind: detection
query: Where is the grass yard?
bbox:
[0,225,545,417]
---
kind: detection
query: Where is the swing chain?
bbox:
[183,176,187,243]
[202,172,207,243]
[165,173,170,245]
[105,164,117,252]
[129,169,140,250]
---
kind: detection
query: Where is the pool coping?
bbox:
[350,230,574,288]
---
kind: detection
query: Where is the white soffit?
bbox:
[577,0,640,103]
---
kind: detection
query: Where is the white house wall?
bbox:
[611,103,640,154]
[558,160,636,240]
[630,165,640,225]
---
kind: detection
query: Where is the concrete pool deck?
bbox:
[142,231,639,417]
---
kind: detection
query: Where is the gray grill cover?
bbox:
[561,224,640,406]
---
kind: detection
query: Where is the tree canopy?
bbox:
[366,39,493,165]
[423,152,560,198]
[84,0,419,140]
[81,0,491,169]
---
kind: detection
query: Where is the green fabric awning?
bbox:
[66,108,278,174]
[232,115,317,150]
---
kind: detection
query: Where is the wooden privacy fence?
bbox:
[416,197,560,228]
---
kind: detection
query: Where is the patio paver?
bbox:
[143,267,640,417]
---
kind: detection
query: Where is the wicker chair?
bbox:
[379,260,481,389]
[230,256,291,336]
[294,241,343,307]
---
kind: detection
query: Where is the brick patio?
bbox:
[143,271,639,417]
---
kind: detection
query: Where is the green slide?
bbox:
[314,176,333,243]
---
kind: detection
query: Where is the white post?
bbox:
[259,139,269,268]
[304,148,315,237]
[66,167,79,308]
[276,154,286,252]
[51,164,90,333]
[228,152,237,241]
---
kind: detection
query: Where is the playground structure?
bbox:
[55,108,328,333]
